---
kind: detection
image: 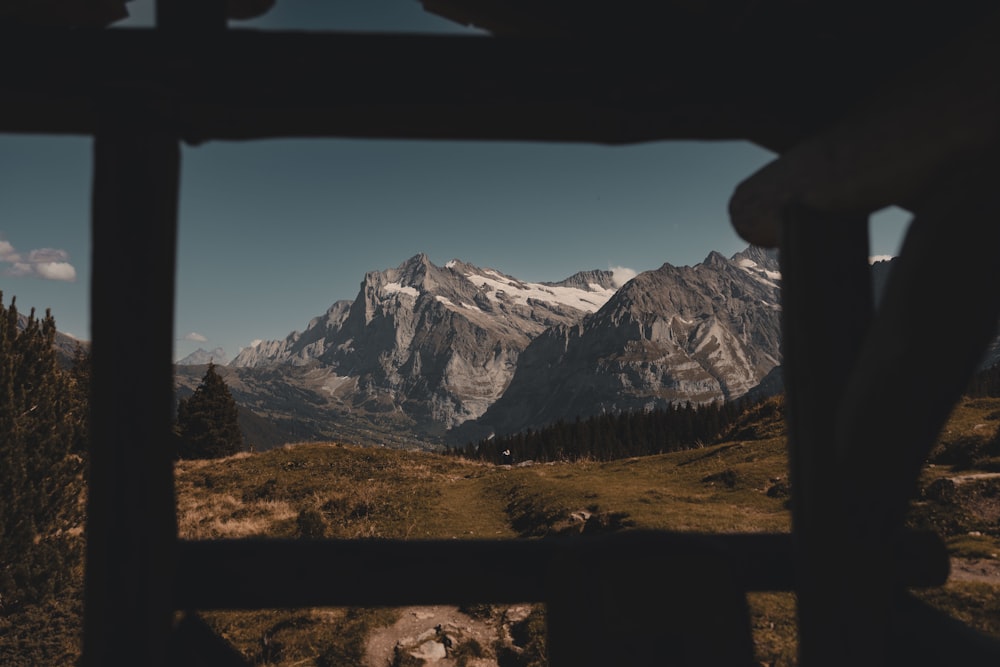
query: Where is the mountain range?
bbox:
[175,248,788,449]
[177,346,229,366]
[454,246,782,442]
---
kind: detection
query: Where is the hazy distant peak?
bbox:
[548,269,619,292]
[176,346,229,366]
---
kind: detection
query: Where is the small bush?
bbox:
[296,508,327,539]
[452,638,487,667]
[928,434,1000,470]
[923,478,957,503]
[506,606,547,667]
[766,480,791,498]
[581,511,634,535]
[702,468,739,488]
[391,645,425,667]
[316,608,397,667]
[243,478,279,503]
[459,602,496,620]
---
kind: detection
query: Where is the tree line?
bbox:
[0,295,89,610]
[450,398,754,464]
[455,357,1000,465]
[0,295,243,614]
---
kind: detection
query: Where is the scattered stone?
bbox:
[410,639,446,661]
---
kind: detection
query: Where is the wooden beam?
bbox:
[831,157,1000,665]
[422,0,997,43]
[0,27,917,145]
[546,537,754,666]
[82,89,180,667]
[156,0,227,32]
[778,210,875,666]
[172,531,947,610]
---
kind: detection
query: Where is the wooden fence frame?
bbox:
[4,1,1000,664]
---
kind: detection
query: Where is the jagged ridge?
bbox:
[453,248,782,441]
[229,254,624,436]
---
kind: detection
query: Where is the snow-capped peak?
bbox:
[464,268,617,313]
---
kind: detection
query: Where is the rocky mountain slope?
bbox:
[455,246,782,441]
[225,254,623,441]
[209,249,788,448]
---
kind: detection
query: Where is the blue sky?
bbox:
[0,0,910,361]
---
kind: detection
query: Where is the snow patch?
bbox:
[321,375,352,394]
[435,295,482,313]
[467,271,616,313]
[384,282,419,297]
[736,258,780,284]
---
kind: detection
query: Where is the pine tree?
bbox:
[176,362,244,459]
[0,294,87,610]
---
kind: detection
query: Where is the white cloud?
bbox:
[27,247,70,263]
[34,262,77,281]
[184,332,208,342]
[610,266,637,288]
[0,239,77,282]
[6,262,33,277]
[869,255,894,264]
[0,240,20,262]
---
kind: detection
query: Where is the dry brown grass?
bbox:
[8,397,1000,665]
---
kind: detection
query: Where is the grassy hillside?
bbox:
[174,407,796,666]
[171,395,999,666]
[3,396,999,665]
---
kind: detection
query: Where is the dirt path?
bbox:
[949,557,1000,585]
[948,472,1000,485]
[364,604,532,667]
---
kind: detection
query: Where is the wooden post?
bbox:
[82,90,180,667]
[779,208,873,666]
[834,157,1000,661]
